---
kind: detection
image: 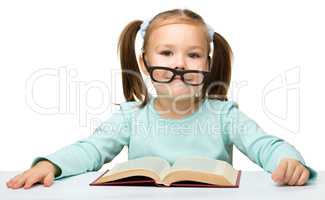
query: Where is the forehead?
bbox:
[146,21,209,50]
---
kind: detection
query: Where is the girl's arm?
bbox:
[222,101,317,184]
[30,102,134,180]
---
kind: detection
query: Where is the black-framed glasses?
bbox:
[142,53,210,86]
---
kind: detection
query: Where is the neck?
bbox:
[154,95,200,118]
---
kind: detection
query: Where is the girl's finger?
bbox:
[283,161,297,184]
[42,173,54,187]
[23,173,44,189]
[7,169,32,186]
[6,174,22,187]
[297,169,310,186]
[288,166,303,186]
[272,159,288,184]
[10,174,28,189]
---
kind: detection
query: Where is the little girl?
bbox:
[7,8,317,189]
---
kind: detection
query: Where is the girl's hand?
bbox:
[271,158,310,186]
[6,160,58,189]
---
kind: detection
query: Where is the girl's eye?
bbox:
[188,52,201,58]
[160,50,173,56]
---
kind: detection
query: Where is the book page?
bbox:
[104,156,171,177]
[161,156,236,180]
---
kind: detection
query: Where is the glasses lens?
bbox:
[183,72,205,85]
[152,68,174,82]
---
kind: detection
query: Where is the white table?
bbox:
[1,171,323,200]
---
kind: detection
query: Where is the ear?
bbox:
[138,53,149,76]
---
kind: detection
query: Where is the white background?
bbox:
[0,0,324,173]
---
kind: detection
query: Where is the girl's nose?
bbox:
[172,55,186,69]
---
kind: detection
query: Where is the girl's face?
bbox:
[141,23,210,99]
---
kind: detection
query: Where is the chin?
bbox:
[154,82,198,99]
[158,88,196,99]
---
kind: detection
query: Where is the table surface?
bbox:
[1,171,323,200]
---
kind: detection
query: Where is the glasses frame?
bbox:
[142,53,210,86]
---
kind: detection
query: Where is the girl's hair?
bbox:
[118,9,233,108]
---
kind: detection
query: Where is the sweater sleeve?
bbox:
[30,103,133,180]
[222,101,317,182]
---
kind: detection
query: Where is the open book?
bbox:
[90,156,241,188]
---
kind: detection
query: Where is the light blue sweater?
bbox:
[31,96,317,182]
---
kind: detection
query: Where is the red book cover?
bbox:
[89,169,241,188]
